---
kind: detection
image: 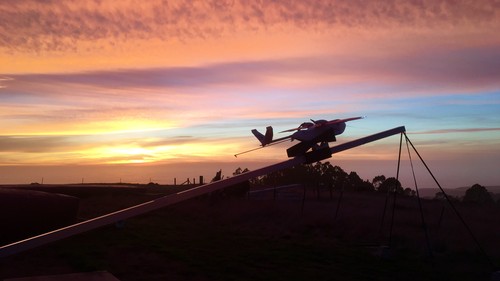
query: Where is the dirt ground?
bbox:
[0,184,499,280]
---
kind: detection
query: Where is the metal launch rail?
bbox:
[0,126,406,258]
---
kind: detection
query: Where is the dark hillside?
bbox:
[1,184,499,280]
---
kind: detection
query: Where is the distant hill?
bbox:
[419,186,500,199]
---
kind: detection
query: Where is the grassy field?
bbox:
[0,184,499,280]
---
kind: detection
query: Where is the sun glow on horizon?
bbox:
[69,139,248,165]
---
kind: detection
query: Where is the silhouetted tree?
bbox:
[258,164,313,186]
[404,188,416,197]
[211,169,223,182]
[233,167,249,176]
[345,171,374,192]
[330,165,348,190]
[377,177,403,194]
[372,175,386,190]
[434,191,445,200]
[434,191,459,202]
[257,162,375,192]
[463,184,493,204]
[309,162,340,188]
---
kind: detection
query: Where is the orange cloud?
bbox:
[1,0,498,74]
[2,0,498,52]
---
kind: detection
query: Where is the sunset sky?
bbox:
[1,0,499,188]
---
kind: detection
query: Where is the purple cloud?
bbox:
[4,45,500,93]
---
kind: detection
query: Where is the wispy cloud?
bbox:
[0,135,79,153]
[412,127,500,135]
[0,131,203,160]
[1,45,499,137]
[1,0,497,53]
[5,44,500,93]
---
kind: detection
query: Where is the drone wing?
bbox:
[279,122,315,133]
[279,127,301,133]
[279,117,362,133]
[321,116,364,126]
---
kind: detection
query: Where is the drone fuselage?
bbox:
[244,117,362,159]
[291,121,346,143]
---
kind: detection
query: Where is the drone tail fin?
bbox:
[252,126,273,146]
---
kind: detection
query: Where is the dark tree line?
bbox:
[455,183,496,205]
[434,183,497,204]
[234,161,410,195]
[231,163,497,204]
[463,184,494,204]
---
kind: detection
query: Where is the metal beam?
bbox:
[330,126,406,154]
[0,126,405,258]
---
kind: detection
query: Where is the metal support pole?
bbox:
[404,133,497,270]
[388,132,404,247]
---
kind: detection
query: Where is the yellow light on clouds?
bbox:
[2,118,177,136]
[77,140,241,165]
